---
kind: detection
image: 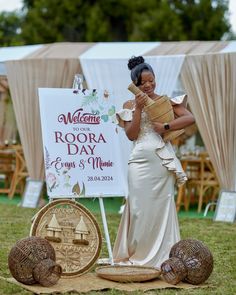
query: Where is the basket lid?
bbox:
[30,199,102,277]
[95,265,161,282]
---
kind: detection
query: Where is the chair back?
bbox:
[199,153,219,184]
[0,150,15,174]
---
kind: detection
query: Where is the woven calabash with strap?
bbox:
[8,236,62,286]
[161,239,214,285]
[128,83,184,142]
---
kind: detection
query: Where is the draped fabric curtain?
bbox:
[145,55,185,96]
[80,55,185,102]
[0,77,17,145]
[0,93,17,145]
[6,58,82,179]
[79,58,133,108]
[0,92,7,145]
[181,52,236,190]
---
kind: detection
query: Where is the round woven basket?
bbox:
[8,236,62,286]
[161,257,187,285]
[95,265,161,283]
[30,199,102,277]
[33,259,62,287]
[169,239,213,285]
[161,239,213,285]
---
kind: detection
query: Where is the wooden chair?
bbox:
[187,153,219,213]
[176,156,201,212]
[8,146,28,198]
[0,148,16,195]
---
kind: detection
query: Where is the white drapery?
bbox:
[145,55,185,96]
[181,52,236,191]
[0,45,43,75]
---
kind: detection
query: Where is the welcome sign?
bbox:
[38,88,126,198]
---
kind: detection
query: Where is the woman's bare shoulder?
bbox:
[123,99,135,109]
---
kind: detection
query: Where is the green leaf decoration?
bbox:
[101,114,109,122]
[49,181,56,191]
[72,182,80,195]
[80,182,86,196]
[81,94,98,107]
[108,105,116,116]
[91,109,100,115]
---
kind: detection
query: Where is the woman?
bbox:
[113,56,195,267]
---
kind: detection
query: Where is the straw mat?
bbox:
[1,272,207,294]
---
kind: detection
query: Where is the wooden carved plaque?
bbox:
[30,199,102,277]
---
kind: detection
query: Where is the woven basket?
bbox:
[8,236,62,286]
[169,239,213,285]
[161,239,213,285]
[128,83,184,142]
[161,257,187,285]
[33,259,62,287]
[96,265,161,282]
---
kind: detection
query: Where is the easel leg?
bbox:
[98,197,114,265]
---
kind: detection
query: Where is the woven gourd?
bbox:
[161,239,213,285]
[161,257,187,285]
[128,83,185,142]
[8,236,62,286]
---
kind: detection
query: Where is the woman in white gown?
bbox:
[113,56,195,268]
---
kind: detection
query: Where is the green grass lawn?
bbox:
[0,197,235,295]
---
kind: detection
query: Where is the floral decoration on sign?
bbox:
[46,172,60,192]
[79,89,116,123]
[72,182,86,196]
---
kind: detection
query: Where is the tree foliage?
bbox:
[0,11,23,46]
[0,0,232,45]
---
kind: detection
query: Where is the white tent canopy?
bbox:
[0,44,43,75]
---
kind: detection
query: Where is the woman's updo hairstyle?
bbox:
[128,56,155,86]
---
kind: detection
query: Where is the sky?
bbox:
[0,0,236,33]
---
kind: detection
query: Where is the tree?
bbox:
[166,0,231,40]
[0,11,23,46]
[1,0,232,45]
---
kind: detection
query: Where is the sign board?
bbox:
[22,179,44,208]
[38,88,126,198]
[214,190,236,223]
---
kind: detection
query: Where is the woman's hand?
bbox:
[135,92,146,111]
[152,122,165,135]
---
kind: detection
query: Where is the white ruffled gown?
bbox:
[113,96,187,268]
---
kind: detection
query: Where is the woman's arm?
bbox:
[152,103,195,135]
[124,92,147,141]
